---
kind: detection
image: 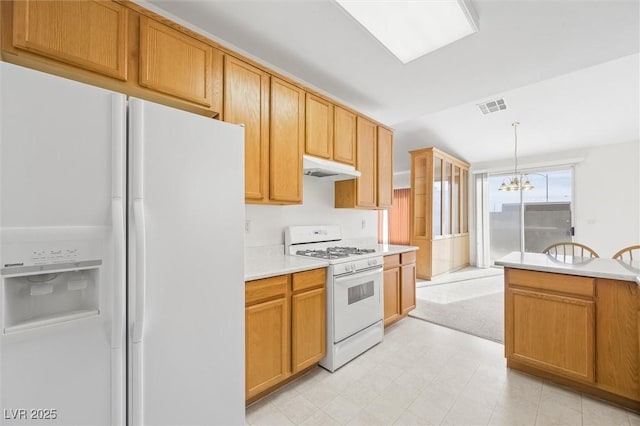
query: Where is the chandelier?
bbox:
[498,122,534,192]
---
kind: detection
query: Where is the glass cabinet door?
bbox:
[442,161,451,235]
[413,155,427,237]
[452,166,460,234]
[462,169,469,233]
[432,156,442,236]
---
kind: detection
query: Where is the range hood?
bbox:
[303,155,361,181]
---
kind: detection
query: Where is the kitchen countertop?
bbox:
[245,245,328,281]
[495,251,640,285]
[244,243,418,281]
[376,244,419,255]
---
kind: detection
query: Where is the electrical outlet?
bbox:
[245,220,251,233]
[361,219,366,229]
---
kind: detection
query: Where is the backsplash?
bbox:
[245,176,379,247]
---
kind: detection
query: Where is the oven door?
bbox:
[333,266,383,343]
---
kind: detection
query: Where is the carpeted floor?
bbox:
[409,273,505,343]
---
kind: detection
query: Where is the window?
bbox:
[488,169,572,263]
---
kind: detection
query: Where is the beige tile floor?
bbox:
[246,318,640,425]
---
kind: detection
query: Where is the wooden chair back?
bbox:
[542,242,600,259]
[612,245,640,261]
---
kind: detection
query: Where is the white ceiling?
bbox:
[145,0,640,171]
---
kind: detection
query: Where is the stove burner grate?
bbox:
[295,246,376,259]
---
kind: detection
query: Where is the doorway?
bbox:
[488,168,573,263]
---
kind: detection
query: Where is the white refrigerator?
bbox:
[0,62,245,425]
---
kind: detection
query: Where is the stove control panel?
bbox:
[333,257,383,276]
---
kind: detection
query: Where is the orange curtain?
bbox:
[378,189,411,244]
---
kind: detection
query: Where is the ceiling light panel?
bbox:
[336,0,478,64]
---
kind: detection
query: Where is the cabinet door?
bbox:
[596,279,640,400]
[12,0,128,80]
[400,263,416,315]
[270,77,305,203]
[383,267,401,326]
[432,155,443,237]
[333,106,356,166]
[139,16,215,107]
[246,297,290,399]
[507,288,595,383]
[377,127,393,208]
[291,287,326,373]
[305,94,333,160]
[355,116,377,208]
[224,56,270,202]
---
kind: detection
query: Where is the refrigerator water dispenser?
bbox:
[2,266,100,333]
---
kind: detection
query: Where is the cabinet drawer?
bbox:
[401,251,416,265]
[507,268,594,298]
[292,268,326,293]
[384,254,400,269]
[246,275,289,306]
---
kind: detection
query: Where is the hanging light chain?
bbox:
[513,122,520,175]
[499,121,533,192]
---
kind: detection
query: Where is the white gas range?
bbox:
[285,225,383,372]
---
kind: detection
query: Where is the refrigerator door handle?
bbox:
[112,201,126,346]
[111,94,126,349]
[130,98,147,344]
[111,94,126,426]
[132,199,146,343]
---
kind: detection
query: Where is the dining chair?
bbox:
[612,245,640,261]
[542,242,600,259]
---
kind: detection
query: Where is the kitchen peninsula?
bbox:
[496,252,640,411]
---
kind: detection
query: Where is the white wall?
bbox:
[574,140,640,257]
[245,176,379,247]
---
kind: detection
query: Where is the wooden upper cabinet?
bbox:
[139,16,219,108]
[335,117,393,209]
[12,0,128,80]
[223,56,270,202]
[305,94,333,160]
[333,106,356,166]
[270,77,305,204]
[377,126,393,209]
[355,116,377,208]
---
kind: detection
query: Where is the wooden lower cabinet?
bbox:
[245,295,290,398]
[292,287,325,372]
[400,256,417,315]
[245,268,326,401]
[505,268,640,409]
[245,275,290,399]
[291,268,326,373]
[595,279,640,400]
[383,251,417,327]
[508,288,595,383]
[383,263,401,326]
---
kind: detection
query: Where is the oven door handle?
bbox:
[334,265,383,280]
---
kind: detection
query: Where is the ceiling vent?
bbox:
[478,98,507,115]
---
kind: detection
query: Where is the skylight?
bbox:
[336,0,478,64]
